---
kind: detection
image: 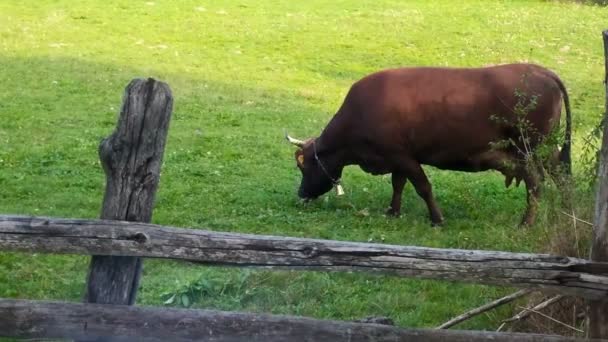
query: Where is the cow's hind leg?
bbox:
[401,160,444,226]
[386,172,407,217]
[494,157,541,227]
[521,170,541,227]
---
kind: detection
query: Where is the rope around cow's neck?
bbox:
[313,140,345,196]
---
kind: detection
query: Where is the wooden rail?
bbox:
[2,215,608,299]
[0,298,599,342]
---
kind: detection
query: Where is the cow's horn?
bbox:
[285,132,306,148]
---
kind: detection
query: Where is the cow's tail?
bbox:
[552,74,572,175]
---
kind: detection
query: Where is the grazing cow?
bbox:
[287,63,571,226]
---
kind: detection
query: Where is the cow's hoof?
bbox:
[385,207,401,217]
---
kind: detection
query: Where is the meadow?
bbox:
[0,0,607,332]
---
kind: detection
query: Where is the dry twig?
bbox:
[497,295,564,332]
[560,211,593,227]
[515,305,584,333]
[437,289,531,329]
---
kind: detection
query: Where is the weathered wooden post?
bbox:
[589,29,608,339]
[84,78,173,305]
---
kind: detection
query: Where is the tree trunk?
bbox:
[589,29,608,339]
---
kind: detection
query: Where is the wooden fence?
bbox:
[1,30,608,341]
[1,215,608,300]
[0,299,595,342]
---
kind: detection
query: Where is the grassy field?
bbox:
[0,0,607,333]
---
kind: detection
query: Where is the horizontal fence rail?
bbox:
[2,215,608,299]
[0,298,599,342]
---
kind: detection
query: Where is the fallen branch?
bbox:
[437,289,532,329]
[497,295,565,331]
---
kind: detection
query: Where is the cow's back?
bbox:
[325,64,563,169]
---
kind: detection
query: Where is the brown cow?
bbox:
[287,63,571,226]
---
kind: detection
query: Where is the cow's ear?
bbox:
[297,154,305,165]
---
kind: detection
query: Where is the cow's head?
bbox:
[286,133,341,200]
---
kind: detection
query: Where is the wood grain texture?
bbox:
[2,215,608,299]
[589,29,608,339]
[85,78,173,305]
[0,299,599,342]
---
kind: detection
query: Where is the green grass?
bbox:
[0,0,606,333]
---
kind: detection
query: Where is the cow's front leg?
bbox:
[386,172,407,217]
[521,171,541,227]
[403,161,444,226]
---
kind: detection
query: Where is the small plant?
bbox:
[492,81,595,338]
[161,270,254,308]
[580,118,605,188]
[489,86,565,187]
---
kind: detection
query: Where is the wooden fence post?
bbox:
[84,78,173,305]
[589,29,608,339]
